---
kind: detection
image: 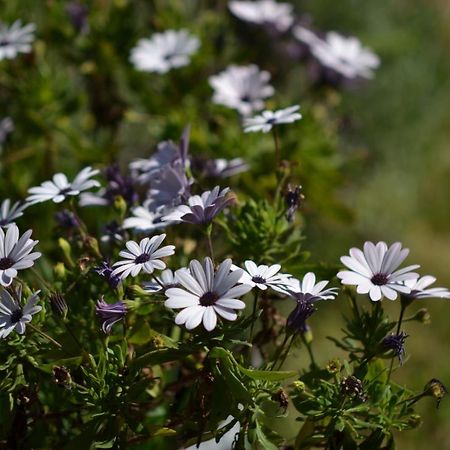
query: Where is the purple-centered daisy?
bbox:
[337,242,420,301]
[165,257,252,331]
[0,224,41,287]
[111,234,175,280]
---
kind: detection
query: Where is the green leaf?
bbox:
[255,422,278,450]
[238,366,297,381]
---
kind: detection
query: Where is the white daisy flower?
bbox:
[130,29,200,74]
[232,260,290,292]
[0,287,41,338]
[162,186,232,225]
[0,20,35,61]
[122,204,168,233]
[229,0,294,32]
[403,276,450,300]
[0,199,27,228]
[243,105,302,133]
[337,242,420,302]
[165,257,252,331]
[209,65,275,115]
[26,166,100,205]
[0,224,41,287]
[282,272,338,301]
[111,234,175,280]
[294,27,380,79]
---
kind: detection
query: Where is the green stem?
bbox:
[272,126,281,167]
[277,334,295,370]
[29,323,62,349]
[270,333,290,370]
[205,223,214,263]
[249,290,259,342]
[387,304,407,382]
[301,333,318,369]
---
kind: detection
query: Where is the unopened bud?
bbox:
[303,327,314,344]
[423,379,447,408]
[291,380,306,394]
[341,376,367,402]
[84,236,100,258]
[326,359,341,374]
[113,195,127,218]
[412,308,431,324]
[125,284,151,299]
[50,292,68,319]
[407,414,422,428]
[54,262,66,280]
[58,238,74,267]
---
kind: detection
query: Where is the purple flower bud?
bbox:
[95,297,127,334]
[285,184,303,222]
[93,261,121,289]
[383,331,408,365]
[287,299,315,333]
[54,210,80,229]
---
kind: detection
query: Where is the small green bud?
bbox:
[303,328,313,344]
[326,359,341,374]
[423,379,447,408]
[58,238,74,268]
[125,284,152,299]
[412,308,431,324]
[113,195,127,218]
[291,380,306,394]
[54,262,66,280]
[407,414,422,428]
[84,236,100,258]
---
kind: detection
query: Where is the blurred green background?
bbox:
[1,0,449,448]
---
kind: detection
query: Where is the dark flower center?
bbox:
[0,257,14,270]
[241,95,251,103]
[371,273,388,286]
[58,187,73,196]
[10,309,23,324]
[266,118,277,124]
[0,218,8,226]
[135,253,150,264]
[252,276,266,284]
[0,40,10,47]
[199,291,219,307]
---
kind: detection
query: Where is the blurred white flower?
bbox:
[229,0,294,32]
[0,117,14,149]
[130,29,200,74]
[27,167,100,205]
[111,234,175,279]
[209,65,274,115]
[165,257,251,331]
[243,105,302,133]
[0,20,35,61]
[337,242,419,301]
[0,224,41,287]
[204,158,249,178]
[294,27,380,79]
[122,204,168,233]
[0,287,41,338]
[282,272,338,301]
[142,268,184,293]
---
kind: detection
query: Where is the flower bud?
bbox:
[423,379,447,408]
[326,359,341,374]
[291,380,306,394]
[54,262,67,280]
[407,414,422,428]
[113,195,127,218]
[341,376,367,402]
[58,237,74,268]
[412,308,431,324]
[50,292,68,319]
[125,284,152,299]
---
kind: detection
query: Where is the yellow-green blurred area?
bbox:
[1,0,449,448]
[297,0,450,448]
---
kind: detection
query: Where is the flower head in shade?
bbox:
[111,234,175,280]
[0,20,35,61]
[122,204,168,233]
[162,187,233,225]
[96,297,127,334]
[294,27,380,80]
[142,268,183,293]
[402,275,450,300]
[27,167,100,205]
[383,331,408,365]
[93,261,121,289]
[0,199,27,228]
[287,299,316,333]
[165,257,252,331]
[229,0,294,32]
[243,105,302,133]
[0,287,41,338]
[0,224,41,287]
[209,65,274,115]
[130,29,200,74]
[337,242,420,301]
[232,260,290,292]
[54,209,80,230]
